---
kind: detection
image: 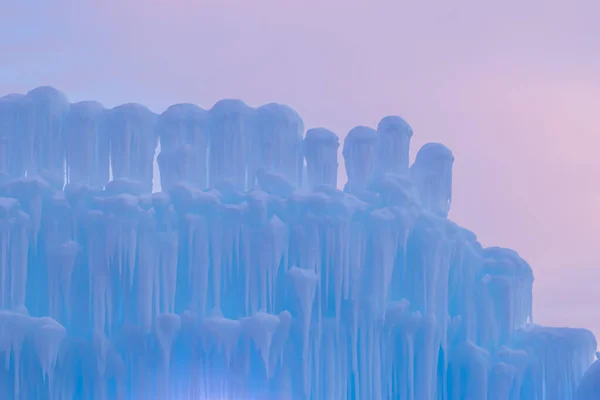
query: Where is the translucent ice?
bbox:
[107,103,158,193]
[65,101,109,187]
[157,104,208,190]
[304,128,339,189]
[342,126,378,194]
[250,103,304,188]
[26,86,70,182]
[410,143,454,218]
[376,115,413,176]
[207,99,253,190]
[0,87,594,400]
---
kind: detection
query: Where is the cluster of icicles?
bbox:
[0,87,597,400]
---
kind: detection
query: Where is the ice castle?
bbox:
[0,86,598,399]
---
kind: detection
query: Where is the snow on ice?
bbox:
[0,86,597,399]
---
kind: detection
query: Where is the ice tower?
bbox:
[0,87,597,400]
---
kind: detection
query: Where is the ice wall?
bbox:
[0,87,596,400]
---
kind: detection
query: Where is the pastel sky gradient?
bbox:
[1,1,599,335]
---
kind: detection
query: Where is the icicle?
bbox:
[156,313,182,395]
[32,317,66,384]
[48,241,78,323]
[187,214,210,317]
[0,310,32,400]
[92,329,111,376]
[159,231,178,314]
[242,312,280,378]
[10,211,29,310]
[287,266,318,396]
[136,210,156,333]
[203,314,241,367]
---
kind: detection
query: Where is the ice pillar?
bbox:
[250,103,304,187]
[108,103,158,193]
[376,115,413,176]
[26,86,70,186]
[65,101,109,187]
[208,99,253,190]
[157,103,208,190]
[410,143,454,218]
[304,128,339,189]
[342,126,378,194]
[0,94,32,179]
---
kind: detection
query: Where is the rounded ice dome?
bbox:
[209,98,252,118]
[26,86,69,114]
[377,115,413,138]
[160,103,205,122]
[344,125,378,145]
[414,142,454,164]
[305,127,339,146]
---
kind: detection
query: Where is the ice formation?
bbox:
[0,86,597,399]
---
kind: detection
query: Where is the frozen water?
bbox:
[0,86,596,399]
[304,128,339,190]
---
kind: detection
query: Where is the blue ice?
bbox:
[0,86,597,399]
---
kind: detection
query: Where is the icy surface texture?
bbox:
[0,87,596,400]
[410,143,454,218]
[304,128,339,189]
[107,103,158,193]
[157,104,208,192]
[342,126,378,194]
[376,116,413,176]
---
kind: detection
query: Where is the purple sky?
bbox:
[2,1,599,335]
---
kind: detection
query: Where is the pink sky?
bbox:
[1,1,599,335]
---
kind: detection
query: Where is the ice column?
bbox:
[342,126,378,194]
[65,101,110,187]
[0,94,31,179]
[577,355,600,399]
[376,116,413,176]
[476,247,534,350]
[410,143,454,218]
[250,103,304,187]
[208,99,253,190]
[514,326,597,399]
[304,128,339,189]
[108,103,158,193]
[157,104,208,190]
[26,86,70,186]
